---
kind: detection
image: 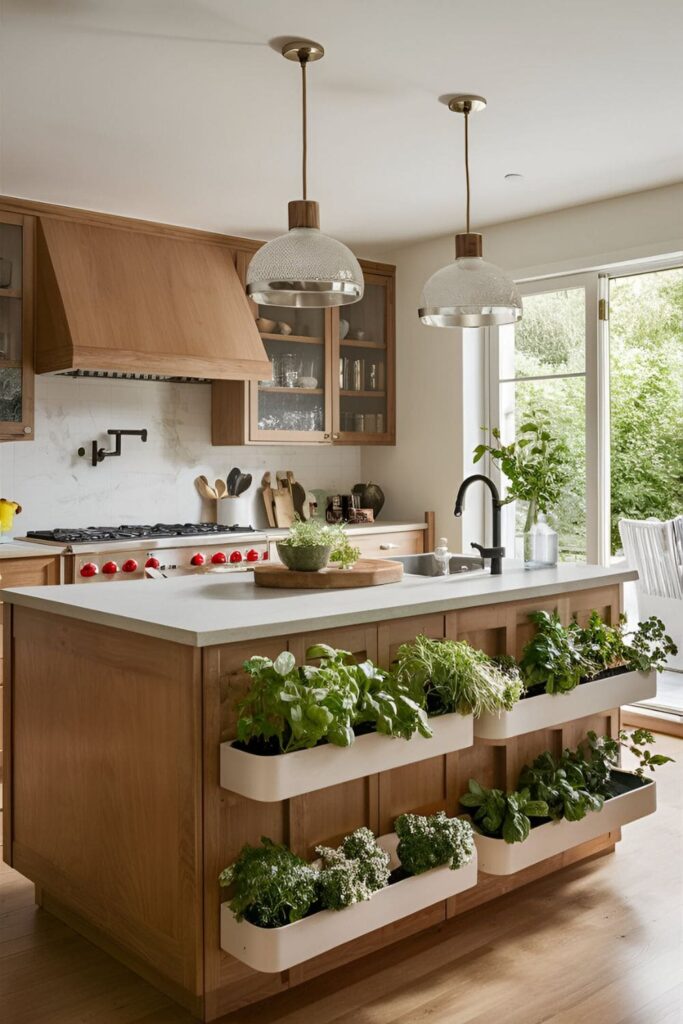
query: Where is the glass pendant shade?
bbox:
[246,41,363,309]
[419,254,522,328]
[419,94,522,329]
[247,225,364,308]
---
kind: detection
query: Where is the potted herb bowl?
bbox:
[276,518,356,573]
[276,542,332,572]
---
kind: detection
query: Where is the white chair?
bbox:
[619,516,683,671]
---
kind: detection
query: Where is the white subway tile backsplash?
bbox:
[0,375,362,532]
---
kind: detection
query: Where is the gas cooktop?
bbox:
[26,523,257,544]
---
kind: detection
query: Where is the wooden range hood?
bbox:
[36,218,272,380]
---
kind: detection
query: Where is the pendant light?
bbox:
[418,95,522,328]
[247,40,364,308]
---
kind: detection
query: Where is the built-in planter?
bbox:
[219,832,478,973]
[473,669,656,741]
[220,712,473,802]
[474,770,655,875]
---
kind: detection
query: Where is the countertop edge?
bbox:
[1,567,638,648]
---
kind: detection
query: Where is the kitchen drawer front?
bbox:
[269,530,425,565]
[354,530,424,559]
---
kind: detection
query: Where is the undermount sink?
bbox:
[395,552,486,577]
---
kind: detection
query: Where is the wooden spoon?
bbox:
[196,475,218,500]
[215,479,228,499]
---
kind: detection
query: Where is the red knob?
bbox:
[102,561,118,575]
[245,548,259,562]
[229,550,243,564]
[190,553,205,566]
[262,551,269,560]
[211,551,228,564]
[80,562,98,578]
[145,556,160,569]
[122,559,138,573]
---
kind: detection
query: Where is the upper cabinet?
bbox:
[212,255,396,446]
[0,212,35,441]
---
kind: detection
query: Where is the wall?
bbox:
[0,375,361,534]
[361,183,683,550]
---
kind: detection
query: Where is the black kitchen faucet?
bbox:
[454,474,506,575]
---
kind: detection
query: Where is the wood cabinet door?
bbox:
[0,212,35,441]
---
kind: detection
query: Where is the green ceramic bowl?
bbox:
[276,543,332,572]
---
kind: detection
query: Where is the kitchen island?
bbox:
[2,562,642,1020]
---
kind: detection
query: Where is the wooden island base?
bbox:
[4,581,627,1021]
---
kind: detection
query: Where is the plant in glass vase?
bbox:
[474,411,570,567]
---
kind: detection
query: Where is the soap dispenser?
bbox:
[433,537,452,576]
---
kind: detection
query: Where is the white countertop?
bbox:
[264,521,427,540]
[0,541,65,560]
[0,561,637,648]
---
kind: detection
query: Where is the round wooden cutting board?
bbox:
[253,558,404,589]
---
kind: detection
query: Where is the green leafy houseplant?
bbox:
[394,811,474,874]
[520,611,678,696]
[464,729,674,845]
[474,411,571,534]
[276,518,341,572]
[315,828,390,911]
[236,644,432,756]
[394,634,524,717]
[219,837,319,928]
[460,780,549,844]
[519,610,596,694]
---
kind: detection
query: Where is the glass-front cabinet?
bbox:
[332,271,394,444]
[250,305,331,443]
[212,255,395,446]
[0,212,34,440]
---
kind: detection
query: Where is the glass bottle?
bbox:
[433,537,452,575]
[524,501,559,569]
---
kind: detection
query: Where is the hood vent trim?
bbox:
[57,370,211,383]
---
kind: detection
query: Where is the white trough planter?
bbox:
[220,712,473,802]
[473,670,656,741]
[474,770,655,875]
[220,832,478,973]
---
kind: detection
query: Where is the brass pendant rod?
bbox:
[300,53,309,201]
[464,104,471,234]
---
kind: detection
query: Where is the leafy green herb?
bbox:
[236,644,432,755]
[394,635,524,717]
[613,728,674,778]
[519,610,595,694]
[518,750,605,822]
[219,837,319,928]
[460,780,549,844]
[394,811,474,874]
[329,531,361,570]
[620,617,678,673]
[279,517,344,549]
[316,828,390,911]
[473,411,570,523]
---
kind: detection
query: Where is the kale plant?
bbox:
[316,827,390,911]
[219,837,319,928]
[394,811,474,874]
[394,635,524,717]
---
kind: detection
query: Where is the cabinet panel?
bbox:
[0,212,34,440]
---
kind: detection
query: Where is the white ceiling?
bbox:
[1,0,682,252]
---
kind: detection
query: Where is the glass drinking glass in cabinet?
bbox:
[0,367,22,421]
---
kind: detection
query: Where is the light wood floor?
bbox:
[1,736,681,1024]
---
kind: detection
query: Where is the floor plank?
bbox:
[0,736,681,1024]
